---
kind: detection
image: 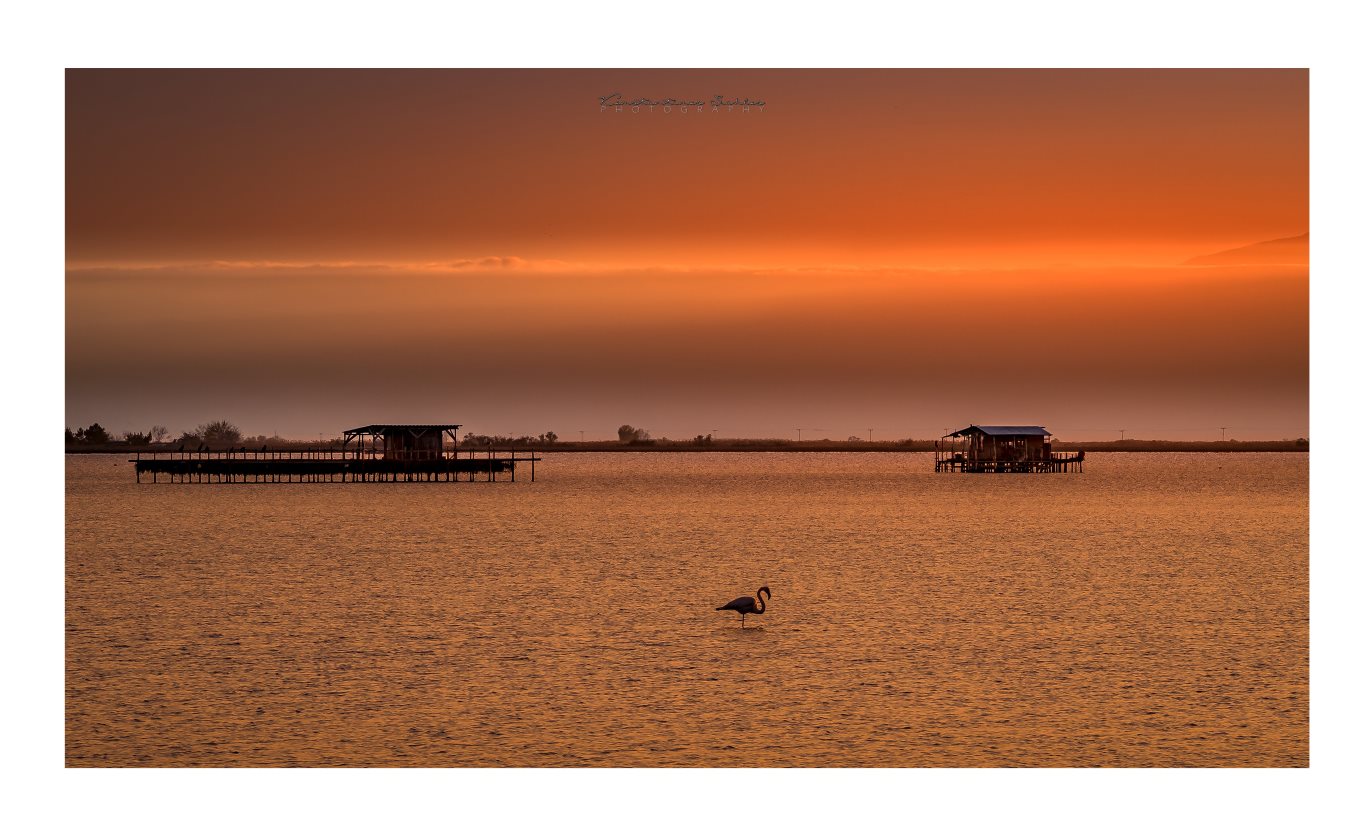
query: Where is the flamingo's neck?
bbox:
[755,590,765,615]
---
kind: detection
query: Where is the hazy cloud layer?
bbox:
[66,264,1308,441]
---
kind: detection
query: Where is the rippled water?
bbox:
[66,452,1307,767]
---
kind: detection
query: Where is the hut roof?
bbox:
[343,424,462,434]
[945,425,1051,438]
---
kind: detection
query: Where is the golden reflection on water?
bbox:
[66,452,1307,766]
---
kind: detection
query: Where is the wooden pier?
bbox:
[132,448,540,483]
[934,450,1084,473]
[132,424,539,484]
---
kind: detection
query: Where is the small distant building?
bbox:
[342,424,461,461]
[935,425,1083,473]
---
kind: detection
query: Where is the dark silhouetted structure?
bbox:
[131,422,539,484]
[342,424,457,461]
[935,425,1084,473]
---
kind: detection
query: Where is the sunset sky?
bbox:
[66,69,1308,440]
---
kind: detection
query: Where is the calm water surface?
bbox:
[66,452,1307,766]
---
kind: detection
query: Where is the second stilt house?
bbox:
[935,425,1084,473]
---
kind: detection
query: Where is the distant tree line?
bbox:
[460,431,558,447]
[66,420,242,447]
[66,423,112,444]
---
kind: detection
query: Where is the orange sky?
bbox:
[65,70,1308,439]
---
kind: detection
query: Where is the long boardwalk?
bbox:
[934,451,1085,473]
[131,448,541,483]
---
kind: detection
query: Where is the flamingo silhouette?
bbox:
[716,586,770,627]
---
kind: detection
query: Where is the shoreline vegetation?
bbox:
[65,420,1310,454]
[66,438,1310,454]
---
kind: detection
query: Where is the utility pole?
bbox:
[1119,429,1125,441]
[1219,426,1229,441]
[796,428,802,442]
[867,428,874,442]
[579,430,585,443]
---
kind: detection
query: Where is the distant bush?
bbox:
[197,420,242,445]
[67,422,111,444]
[617,424,651,443]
